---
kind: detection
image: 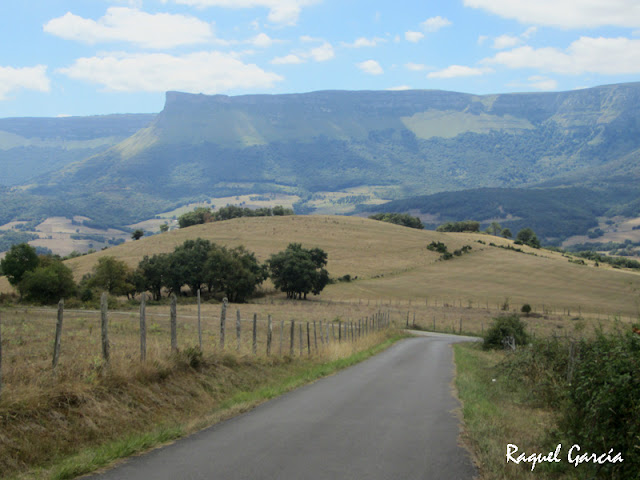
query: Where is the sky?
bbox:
[2,0,640,117]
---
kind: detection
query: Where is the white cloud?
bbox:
[484,36,640,75]
[58,51,283,93]
[271,53,304,64]
[249,33,274,48]
[492,34,521,49]
[522,26,537,39]
[477,35,489,45]
[405,62,429,71]
[357,60,384,75]
[167,0,320,26]
[0,65,50,100]
[343,37,386,48]
[309,42,334,61]
[421,16,452,32]
[527,75,558,90]
[427,65,491,79]
[405,31,424,43]
[300,35,322,43]
[44,7,215,49]
[387,85,412,91]
[273,40,334,65]
[463,0,640,28]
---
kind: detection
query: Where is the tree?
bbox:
[1,243,39,287]
[268,243,329,299]
[138,253,171,300]
[205,245,266,302]
[87,256,133,295]
[436,220,480,233]
[368,213,424,229]
[18,258,77,304]
[502,228,512,238]
[159,223,169,233]
[515,228,541,248]
[487,222,502,236]
[169,238,212,295]
[131,229,144,240]
[178,207,212,228]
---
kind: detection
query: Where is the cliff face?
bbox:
[3,83,640,228]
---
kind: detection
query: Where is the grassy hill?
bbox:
[41,216,638,318]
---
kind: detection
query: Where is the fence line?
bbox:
[0,297,397,398]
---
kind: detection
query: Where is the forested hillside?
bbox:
[2,83,640,236]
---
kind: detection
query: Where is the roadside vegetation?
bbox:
[455,315,640,479]
[0,299,401,479]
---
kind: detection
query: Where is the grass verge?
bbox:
[453,342,567,480]
[6,332,405,480]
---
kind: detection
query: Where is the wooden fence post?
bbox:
[52,299,65,369]
[306,322,311,356]
[289,320,295,356]
[313,321,318,351]
[279,320,284,355]
[267,315,272,356]
[197,289,202,350]
[220,298,227,350]
[338,321,342,343]
[319,320,324,346]
[236,310,242,352]
[101,293,110,362]
[170,294,177,353]
[252,313,257,355]
[140,293,147,362]
[299,323,303,356]
[0,311,2,396]
[459,318,462,334]
[331,322,335,341]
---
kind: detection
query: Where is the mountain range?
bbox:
[2,82,640,242]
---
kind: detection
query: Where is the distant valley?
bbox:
[2,83,640,253]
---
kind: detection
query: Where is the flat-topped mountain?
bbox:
[2,83,640,238]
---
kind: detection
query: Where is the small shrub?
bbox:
[521,304,532,315]
[483,315,529,350]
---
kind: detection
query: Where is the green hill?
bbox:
[0,114,155,187]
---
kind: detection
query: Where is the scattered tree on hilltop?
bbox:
[436,220,480,233]
[268,243,329,299]
[368,213,424,229]
[178,207,213,228]
[131,229,144,240]
[177,205,293,228]
[515,227,541,248]
[486,222,502,236]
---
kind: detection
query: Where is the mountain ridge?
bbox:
[2,83,640,241]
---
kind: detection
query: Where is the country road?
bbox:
[87,332,479,480]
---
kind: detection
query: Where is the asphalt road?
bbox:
[88,332,479,480]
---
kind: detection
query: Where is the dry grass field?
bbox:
[39,215,640,320]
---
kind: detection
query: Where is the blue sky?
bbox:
[2,0,640,117]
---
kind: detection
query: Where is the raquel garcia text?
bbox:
[506,444,624,471]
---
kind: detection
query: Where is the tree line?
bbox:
[178,205,294,229]
[0,240,328,305]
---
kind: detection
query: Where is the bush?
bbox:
[559,331,640,479]
[483,315,529,350]
[521,304,532,315]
